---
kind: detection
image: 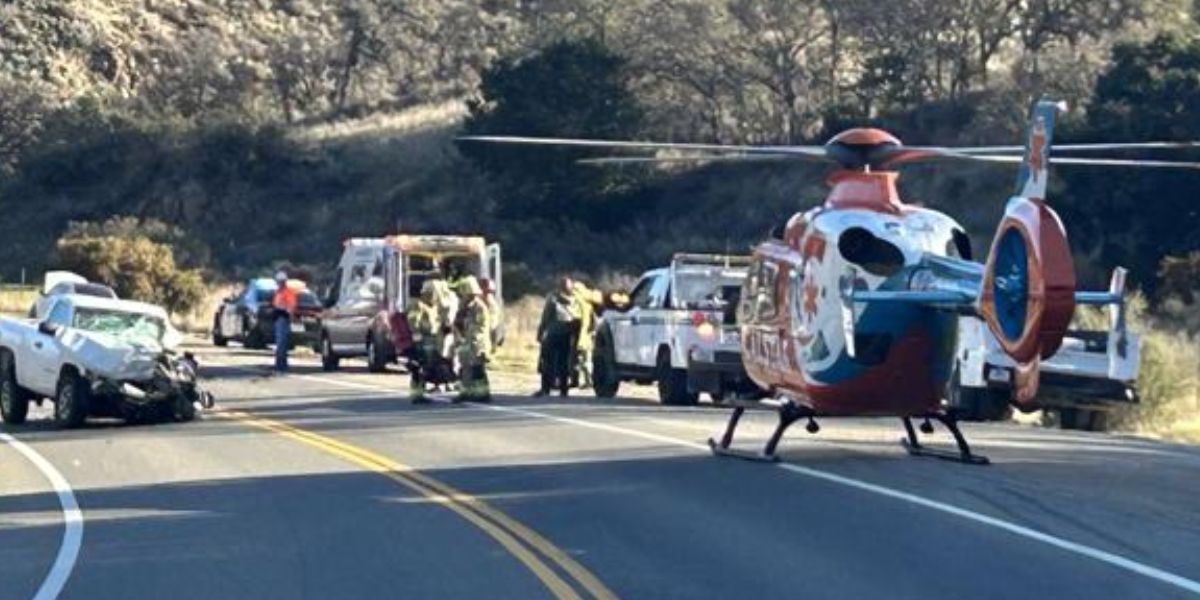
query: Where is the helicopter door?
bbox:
[745,259,784,385]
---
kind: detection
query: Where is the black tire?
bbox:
[366,333,388,373]
[656,350,698,406]
[244,320,268,350]
[948,366,1012,422]
[320,334,340,372]
[1059,408,1082,430]
[592,332,620,399]
[54,370,90,429]
[173,392,197,423]
[212,315,229,347]
[0,351,30,425]
[1060,408,1109,432]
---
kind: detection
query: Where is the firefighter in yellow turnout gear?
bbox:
[454,276,493,402]
[407,280,446,404]
[572,282,602,389]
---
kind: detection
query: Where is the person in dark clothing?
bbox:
[535,276,581,397]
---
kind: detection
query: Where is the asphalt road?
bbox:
[4,344,1200,599]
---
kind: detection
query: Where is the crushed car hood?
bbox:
[61,330,164,380]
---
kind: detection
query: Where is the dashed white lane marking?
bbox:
[227,365,1200,595]
[1,433,83,600]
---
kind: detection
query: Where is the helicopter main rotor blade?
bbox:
[908,141,1200,154]
[895,153,1200,170]
[457,135,831,158]
[578,154,807,166]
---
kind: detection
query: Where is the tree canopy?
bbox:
[0,0,1196,298]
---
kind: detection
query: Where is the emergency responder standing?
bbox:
[572,281,599,389]
[433,279,459,365]
[535,276,580,397]
[271,271,297,373]
[455,275,493,402]
[407,280,444,404]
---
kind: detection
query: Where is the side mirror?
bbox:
[38,321,60,336]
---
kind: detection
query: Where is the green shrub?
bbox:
[54,218,208,314]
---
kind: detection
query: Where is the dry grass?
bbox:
[292,100,467,146]
[495,295,544,371]
[1074,295,1200,440]
[171,284,233,333]
[0,285,38,317]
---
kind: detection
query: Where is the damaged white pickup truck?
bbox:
[0,293,214,428]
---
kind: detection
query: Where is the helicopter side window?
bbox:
[948,228,973,261]
[748,261,779,320]
[789,269,805,333]
[738,263,761,323]
[838,227,905,277]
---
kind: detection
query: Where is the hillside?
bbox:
[0,0,1197,299]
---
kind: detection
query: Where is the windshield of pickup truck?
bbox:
[73,308,166,345]
[675,270,747,309]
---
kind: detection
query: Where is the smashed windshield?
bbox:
[675,269,747,309]
[73,308,166,345]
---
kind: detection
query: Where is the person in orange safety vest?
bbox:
[271,271,298,373]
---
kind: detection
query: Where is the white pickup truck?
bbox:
[0,293,211,428]
[592,254,762,405]
[950,268,1141,431]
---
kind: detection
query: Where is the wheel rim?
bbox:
[58,386,73,421]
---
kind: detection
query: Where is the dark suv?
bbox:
[212,278,322,350]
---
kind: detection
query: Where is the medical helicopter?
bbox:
[462,100,1200,465]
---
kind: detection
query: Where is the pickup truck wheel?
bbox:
[54,371,90,429]
[366,334,388,373]
[244,322,268,350]
[1060,408,1109,432]
[948,366,1012,422]
[592,334,620,399]
[212,315,229,347]
[320,334,340,372]
[173,393,197,423]
[656,352,698,406]
[0,353,30,425]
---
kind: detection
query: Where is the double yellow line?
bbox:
[220,410,616,600]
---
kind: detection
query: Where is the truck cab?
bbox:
[319,235,502,372]
[593,254,759,405]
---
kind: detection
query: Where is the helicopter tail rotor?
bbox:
[975,101,1075,406]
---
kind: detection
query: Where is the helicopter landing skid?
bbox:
[900,416,990,465]
[707,400,810,463]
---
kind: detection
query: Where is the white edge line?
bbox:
[1,432,83,600]
[222,364,1200,595]
[481,402,1200,596]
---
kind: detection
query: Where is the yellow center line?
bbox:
[217,410,616,600]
